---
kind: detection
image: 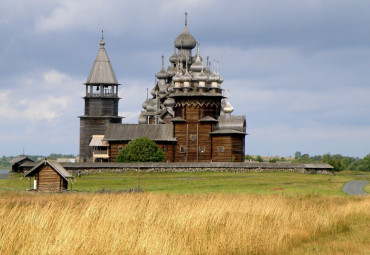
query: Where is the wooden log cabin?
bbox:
[81,15,247,163]
[24,160,74,192]
[9,155,34,172]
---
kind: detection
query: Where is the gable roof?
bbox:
[9,155,33,164]
[210,129,246,135]
[24,160,73,181]
[104,124,176,142]
[85,38,118,85]
[303,163,334,169]
[216,115,246,132]
[89,135,109,147]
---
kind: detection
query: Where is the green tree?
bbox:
[255,155,264,162]
[294,151,302,159]
[357,154,370,171]
[116,137,165,163]
[244,155,254,161]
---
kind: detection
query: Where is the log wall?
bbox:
[37,165,66,192]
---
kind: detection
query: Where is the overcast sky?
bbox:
[1,0,369,158]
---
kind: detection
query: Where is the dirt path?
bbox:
[342,180,368,195]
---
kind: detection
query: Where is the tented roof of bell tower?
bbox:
[86,34,119,85]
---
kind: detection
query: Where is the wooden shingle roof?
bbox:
[104,124,177,142]
[216,115,246,132]
[9,155,33,164]
[24,160,73,181]
[85,38,118,85]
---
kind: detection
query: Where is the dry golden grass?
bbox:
[0,192,369,255]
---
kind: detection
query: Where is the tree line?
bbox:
[0,154,76,169]
[245,152,370,171]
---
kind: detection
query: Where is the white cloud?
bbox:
[120,111,141,124]
[43,70,67,84]
[0,69,82,123]
[0,89,68,122]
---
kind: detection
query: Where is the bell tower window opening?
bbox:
[104,87,112,96]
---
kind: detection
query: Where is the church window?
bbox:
[218,146,224,153]
[190,135,196,142]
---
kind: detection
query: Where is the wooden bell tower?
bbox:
[78,33,122,162]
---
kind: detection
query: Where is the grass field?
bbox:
[1,170,369,195]
[0,192,369,254]
[0,170,369,254]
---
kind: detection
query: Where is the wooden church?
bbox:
[79,15,247,163]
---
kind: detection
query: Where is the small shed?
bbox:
[9,155,34,173]
[303,163,335,175]
[24,160,75,192]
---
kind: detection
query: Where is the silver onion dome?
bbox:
[181,69,192,82]
[174,13,196,49]
[174,26,196,50]
[167,65,176,76]
[164,97,175,107]
[169,47,178,63]
[208,72,220,82]
[193,69,208,81]
[155,56,170,79]
[142,99,149,109]
[223,100,234,113]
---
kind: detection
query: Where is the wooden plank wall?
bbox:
[79,117,121,161]
[37,165,64,192]
[231,136,245,162]
[84,98,119,116]
[211,136,233,162]
[198,123,212,162]
[174,123,187,162]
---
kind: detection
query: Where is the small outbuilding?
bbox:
[24,159,75,192]
[9,155,34,173]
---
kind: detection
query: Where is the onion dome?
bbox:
[190,59,203,73]
[142,99,149,109]
[208,72,220,82]
[151,87,157,97]
[193,68,208,82]
[181,68,192,82]
[155,56,170,79]
[159,86,167,99]
[167,65,176,76]
[164,97,175,107]
[169,47,178,63]
[138,112,147,124]
[174,13,196,49]
[218,75,224,83]
[223,100,234,113]
[167,84,175,93]
[146,99,156,112]
[173,69,183,83]
[176,51,186,63]
[190,44,204,73]
[159,87,167,95]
